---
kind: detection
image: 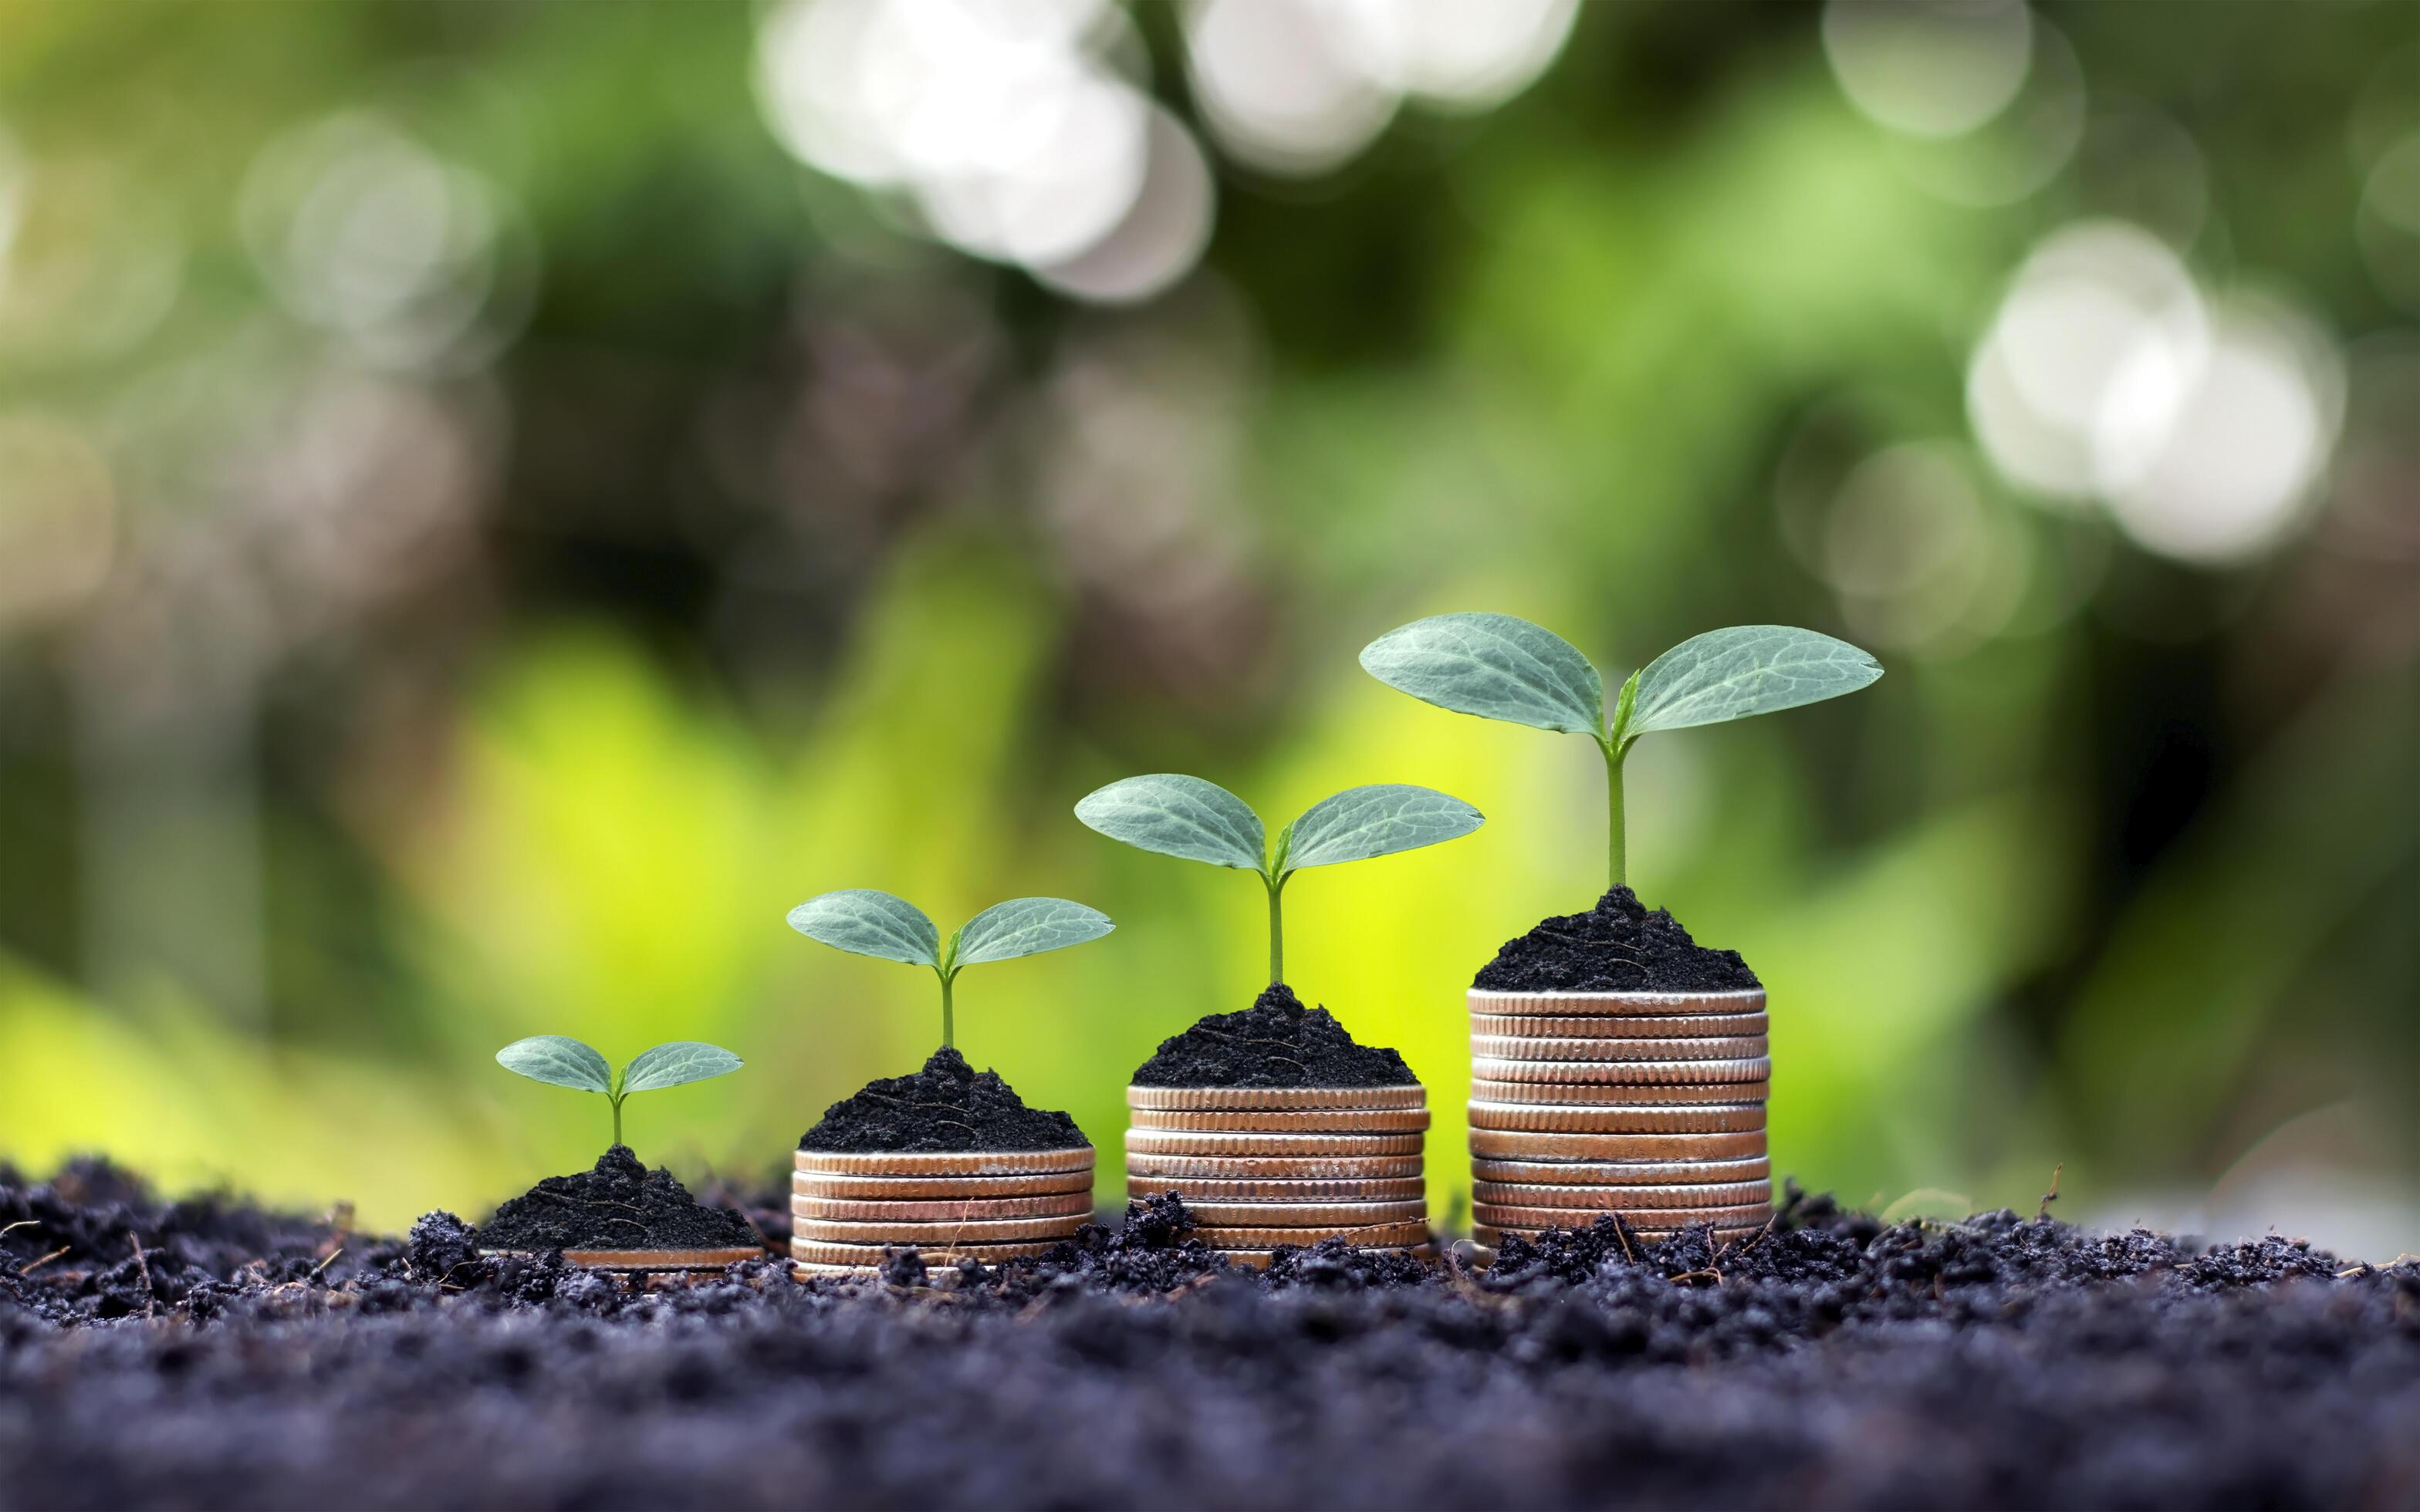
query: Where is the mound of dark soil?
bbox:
[799,1047,1087,1153]
[1474,886,1761,993]
[474,1146,760,1253]
[1131,984,1417,1088]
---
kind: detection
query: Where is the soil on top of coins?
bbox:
[1131,983,1418,1088]
[8,1157,2420,1510]
[473,1146,761,1253]
[1474,885,1762,993]
[799,1046,1089,1153]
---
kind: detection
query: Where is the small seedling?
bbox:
[1075,778,1482,984]
[786,893,1114,1048]
[1360,616,1880,889]
[494,1038,742,1149]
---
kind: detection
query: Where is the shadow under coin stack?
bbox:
[1465,987,1771,1256]
[790,1146,1097,1277]
[1126,1086,1432,1266]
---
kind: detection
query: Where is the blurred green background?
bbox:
[2,0,2415,1250]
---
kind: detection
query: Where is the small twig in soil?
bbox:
[312,1247,344,1278]
[129,1233,156,1318]
[19,1246,71,1276]
[1613,1220,1635,1263]
[1666,1267,1722,1287]
[2038,1163,2063,1220]
[1,1220,39,1239]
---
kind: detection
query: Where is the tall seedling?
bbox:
[1360,616,1881,889]
[786,893,1114,1048]
[1075,778,1482,984]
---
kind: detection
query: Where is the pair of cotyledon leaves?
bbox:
[787,892,1115,975]
[1357,616,1881,747]
[495,1037,742,1096]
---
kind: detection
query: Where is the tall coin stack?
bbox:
[790,1146,1097,1277]
[1126,1085,1432,1266]
[1465,987,1771,1254]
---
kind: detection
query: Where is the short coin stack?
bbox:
[1126,1085,1432,1266]
[1466,987,1771,1254]
[790,1146,1097,1277]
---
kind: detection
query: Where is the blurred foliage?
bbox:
[0,0,2415,1239]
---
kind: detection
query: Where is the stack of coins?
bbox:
[790,1146,1096,1277]
[1465,988,1770,1254]
[1125,1085,1432,1266]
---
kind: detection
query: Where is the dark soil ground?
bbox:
[1131,983,1418,1087]
[473,1146,759,1252]
[799,1047,1089,1153]
[6,1159,2420,1510]
[1475,886,1763,993]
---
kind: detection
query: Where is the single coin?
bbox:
[793,1261,884,1278]
[516,1246,762,1270]
[1469,1129,1765,1160]
[1470,1056,1772,1086]
[1178,1200,1430,1227]
[1472,1208,1769,1236]
[1473,1181,1772,1211]
[1212,1245,1438,1269]
[792,1169,1094,1200]
[1470,1223,1766,1249]
[793,1147,1094,1176]
[1125,1154,1424,1180]
[790,1238,1064,1266]
[792,1214,1087,1244]
[1125,1129,1424,1156]
[1469,1078,1770,1105]
[789,1193,1093,1222]
[1469,1012,1768,1040]
[1469,1159,1769,1190]
[1470,1034,1767,1063]
[1127,1085,1428,1112]
[1469,988,1766,1018]
[1188,1221,1429,1248]
[1126,1108,1431,1134]
[1466,1100,1766,1135]
[1124,1177,1425,1203]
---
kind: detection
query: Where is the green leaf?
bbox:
[621,1041,744,1093]
[1359,613,1605,737]
[1627,626,1883,735]
[495,1035,613,1094]
[1075,774,1266,872]
[954,897,1116,967]
[1283,785,1485,872]
[786,889,942,967]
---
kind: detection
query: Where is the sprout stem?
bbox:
[939,970,956,1050]
[1265,873,1286,985]
[1602,737,1628,891]
[610,1094,624,1149]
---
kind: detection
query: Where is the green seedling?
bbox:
[1360,616,1881,889]
[1075,778,1482,984]
[494,1038,742,1149]
[786,893,1114,1048]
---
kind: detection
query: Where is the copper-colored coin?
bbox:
[792,1169,1094,1200]
[793,1147,1094,1176]
[1473,1181,1771,1210]
[1472,1155,1772,1185]
[793,1214,1087,1244]
[1473,1205,1770,1233]
[1213,1245,1438,1269]
[1189,1221,1429,1248]
[1466,1100,1766,1135]
[1469,1078,1771,1105]
[1126,1108,1431,1134]
[790,1238,1063,1265]
[1125,1154,1425,1180]
[1125,1129,1424,1156]
[1472,1163,1768,1195]
[1470,1034,1767,1063]
[1469,1012,1768,1040]
[1469,988,1766,1018]
[1179,1200,1429,1227]
[789,1193,1093,1223]
[492,1246,761,1271]
[793,1261,884,1278]
[1127,1085,1428,1112]
[1470,1056,1772,1086]
[1125,1176,1425,1203]
[1469,1128,1765,1160]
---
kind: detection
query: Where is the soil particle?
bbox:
[1473,886,1761,993]
[471,1146,760,1253]
[1131,984,1418,1088]
[799,1047,1088,1153]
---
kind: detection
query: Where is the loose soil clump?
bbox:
[1131,984,1417,1088]
[474,1146,759,1253]
[1475,885,1761,993]
[799,1047,1087,1153]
